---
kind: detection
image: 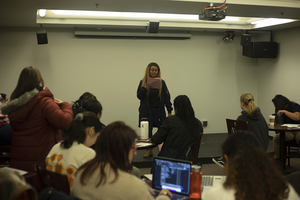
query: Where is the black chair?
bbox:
[186,132,203,164]
[226,119,249,134]
[34,165,70,195]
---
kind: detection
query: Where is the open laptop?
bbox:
[202,175,226,198]
[152,156,192,200]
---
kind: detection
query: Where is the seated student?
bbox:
[272,94,300,159]
[203,131,300,200]
[151,95,203,160]
[71,92,97,118]
[0,93,12,145]
[237,92,269,150]
[72,121,172,200]
[0,169,38,200]
[46,111,103,189]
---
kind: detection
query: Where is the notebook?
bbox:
[152,156,192,200]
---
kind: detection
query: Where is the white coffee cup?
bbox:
[269,115,275,125]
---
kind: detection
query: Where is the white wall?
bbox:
[258,27,300,122]
[0,28,259,133]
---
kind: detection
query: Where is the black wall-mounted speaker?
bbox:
[147,22,159,33]
[241,34,251,46]
[37,32,48,45]
[243,42,278,58]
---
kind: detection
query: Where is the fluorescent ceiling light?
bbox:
[36,9,297,30]
[38,9,46,17]
[251,18,296,28]
[53,10,199,20]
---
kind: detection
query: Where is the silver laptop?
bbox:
[152,156,192,200]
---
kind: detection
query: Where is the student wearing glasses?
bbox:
[137,62,173,158]
[72,121,172,200]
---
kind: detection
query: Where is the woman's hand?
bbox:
[168,113,172,116]
[277,110,286,116]
[148,186,155,195]
[159,189,172,199]
[144,84,151,90]
[54,98,63,105]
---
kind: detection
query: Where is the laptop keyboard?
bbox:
[154,191,188,200]
[202,176,214,187]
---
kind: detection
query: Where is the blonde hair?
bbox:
[141,62,162,96]
[240,93,257,116]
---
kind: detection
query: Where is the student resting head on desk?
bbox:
[71,121,172,200]
[272,94,300,159]
[203,131,300,200]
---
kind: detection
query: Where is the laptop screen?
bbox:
[152,157,192,196]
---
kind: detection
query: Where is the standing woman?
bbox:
[272,94,300,159]
[237,92,269,150]
[0,66,73,171]
[137,62,173,157]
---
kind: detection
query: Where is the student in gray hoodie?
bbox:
[237,92,269,150]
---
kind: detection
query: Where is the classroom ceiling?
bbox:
[1,0,300,31]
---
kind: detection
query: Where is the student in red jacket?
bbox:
[1,66,73,171]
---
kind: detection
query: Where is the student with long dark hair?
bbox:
[151,95,203,160]
[71,92,97,118]
[0,66,73,171]
[71,121,172,200]
[46,112,102,188]
[204,131,300,200]
[272,94,300,159]
[137,62,173,157]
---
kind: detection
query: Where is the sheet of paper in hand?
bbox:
[147,77,161,89]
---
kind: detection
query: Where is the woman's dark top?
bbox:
[151,115,203,160]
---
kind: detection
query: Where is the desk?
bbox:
[268,124,300,171]
[136,139,157,150]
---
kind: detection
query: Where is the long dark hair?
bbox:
[174,95,199,131]
[222,131,289,200]
[77,121,138,187]
[272,94,293,113]
[10,66,44,100]
[61,112,103,149]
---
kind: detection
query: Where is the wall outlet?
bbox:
[203,120,208,127]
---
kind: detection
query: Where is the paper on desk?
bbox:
[136,142,154,147]
[0,166,27,175]
[282,124,300,128]
[147,77,161,89]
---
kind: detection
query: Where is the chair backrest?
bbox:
[226,119,249,135]
[34,165,70,195]
[186,132,203,164]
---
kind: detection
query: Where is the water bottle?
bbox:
[189,165,202,200]
[140,118,149,139]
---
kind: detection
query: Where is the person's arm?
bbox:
[162,80,173,115]
[151,118,170,144]
[137,80,148,100]
[277,110,300,121]
[42,98,73,130]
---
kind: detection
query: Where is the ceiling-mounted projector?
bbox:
[199,9,226,21]
[199,1,227,21]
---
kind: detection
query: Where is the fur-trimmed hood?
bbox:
[0,89,39,115]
